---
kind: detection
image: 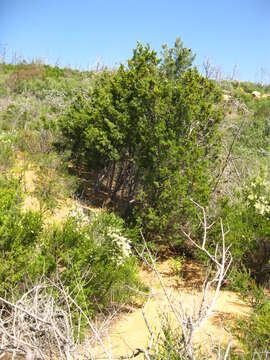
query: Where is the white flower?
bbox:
[69,206,89,225]
[107,226,132,261]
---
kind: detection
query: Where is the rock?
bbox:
[252,90,261,98]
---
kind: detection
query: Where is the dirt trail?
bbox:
[14,153,100,221]
[13,154,250,358]
[92,261,250,359]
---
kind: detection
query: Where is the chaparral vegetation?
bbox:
[0,38,269,359]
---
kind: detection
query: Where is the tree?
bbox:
[161,37,195,80]
[60,40,222,244]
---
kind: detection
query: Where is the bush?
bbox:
[6,63,45,93]
[170,255,186,283]
[32,210,143,315]
[0,176,143,317]
[228,265,253,297]
[213,174,270,285]
[59,40,222,245]
[31,152,77,213]
[237,98,270,156]
[0,134,15,170]
[233,287,270,358]
[0,176,43,294]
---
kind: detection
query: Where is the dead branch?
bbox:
[0,279,112,360]
[138,200,232,360]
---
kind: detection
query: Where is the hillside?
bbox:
[0,41,270,359]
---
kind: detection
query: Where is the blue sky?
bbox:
[1,0,269,82]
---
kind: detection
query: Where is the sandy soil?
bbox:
[14,154,99,222]
[91,260,250,359]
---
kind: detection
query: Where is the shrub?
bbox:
[32,153,77,213]
[161,36,195,79]
[214,174,270,285]
[0,176,43,294]
[59,40,222,245]
[228,265,253,297]
[6,63,45,93]
[170,255,186,283]
[30,210,143,315]
[233,287,270,358]
[0,133,15,170]
[236,98,270,156]
[0,173,143,320]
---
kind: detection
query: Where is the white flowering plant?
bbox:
[106,226,132,265]
[68,208,133,266]
[40,209,142,314]
[245,175,270,218]
[212,173,270,277]
[69,205,90,225]
[90,211,133,266]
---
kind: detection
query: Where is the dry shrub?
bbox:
[6,64,45,91]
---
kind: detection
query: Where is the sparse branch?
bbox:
[138,200,232,360]
[0,279,113,360]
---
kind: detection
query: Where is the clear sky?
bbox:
[1,0,269,82]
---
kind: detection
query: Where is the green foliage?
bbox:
[0,176,142,317]
[153,324,186,359]
[44,64,66,79]
[161,37,195,79]
[212,173,270,288]
[28,210,142,315]
[32,152,77,213]
[60,40,222,244]
[170,255,186,281]
[233,287,270,358]
[0,101,58,156]
[6,63,45,94]
[228,265,253,297]
[145,320,204,359]
[0,176,43,293]
[0,134,15,170]
[237,98,270,156]
[1,42,270,355]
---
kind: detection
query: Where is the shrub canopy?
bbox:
[60,41,222,243]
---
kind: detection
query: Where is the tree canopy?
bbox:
[60,40,222,243]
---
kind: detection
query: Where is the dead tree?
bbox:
[138,200,232,359]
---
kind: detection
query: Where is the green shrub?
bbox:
[6,63,45,93]
[0,177,43,293]
[228,265,253,297]
[170,255,186,282]
[210,173,270,284]
[44,64,66,79]
[161,36,195,79]
[0,135,15,170]
[0,173,143,320]
[31,153,77,213]
[59,40,222,244]
[33,211,143,315]
[236,98,270,156]
[144,320,205,359]
[233,288,270,357]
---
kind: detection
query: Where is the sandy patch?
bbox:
[92,260,250,359]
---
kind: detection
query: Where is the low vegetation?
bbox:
[0,175,142,314]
